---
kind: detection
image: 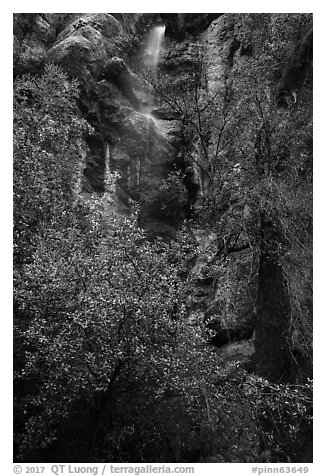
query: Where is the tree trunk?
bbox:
[255,218,292,383]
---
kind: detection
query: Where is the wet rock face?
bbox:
[99,57,141,109]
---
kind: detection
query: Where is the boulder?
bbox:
[45,14,122,80]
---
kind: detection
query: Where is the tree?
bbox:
[14,202,190,460]
[13,64,91,265]
[13,64,94,458]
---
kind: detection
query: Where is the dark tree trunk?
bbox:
[255,218,292,383]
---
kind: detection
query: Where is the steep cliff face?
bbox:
[14,13,312,377]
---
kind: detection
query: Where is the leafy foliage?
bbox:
[13,64,92,265]
[14,202,189,459]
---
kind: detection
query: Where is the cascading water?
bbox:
[141,24,166,145]
[104,24,167,199]
[143,25,166,76]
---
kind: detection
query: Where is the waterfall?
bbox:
[141,24,166,142]
[143,25,166,76]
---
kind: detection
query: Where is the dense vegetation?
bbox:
[14,13,312,463]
